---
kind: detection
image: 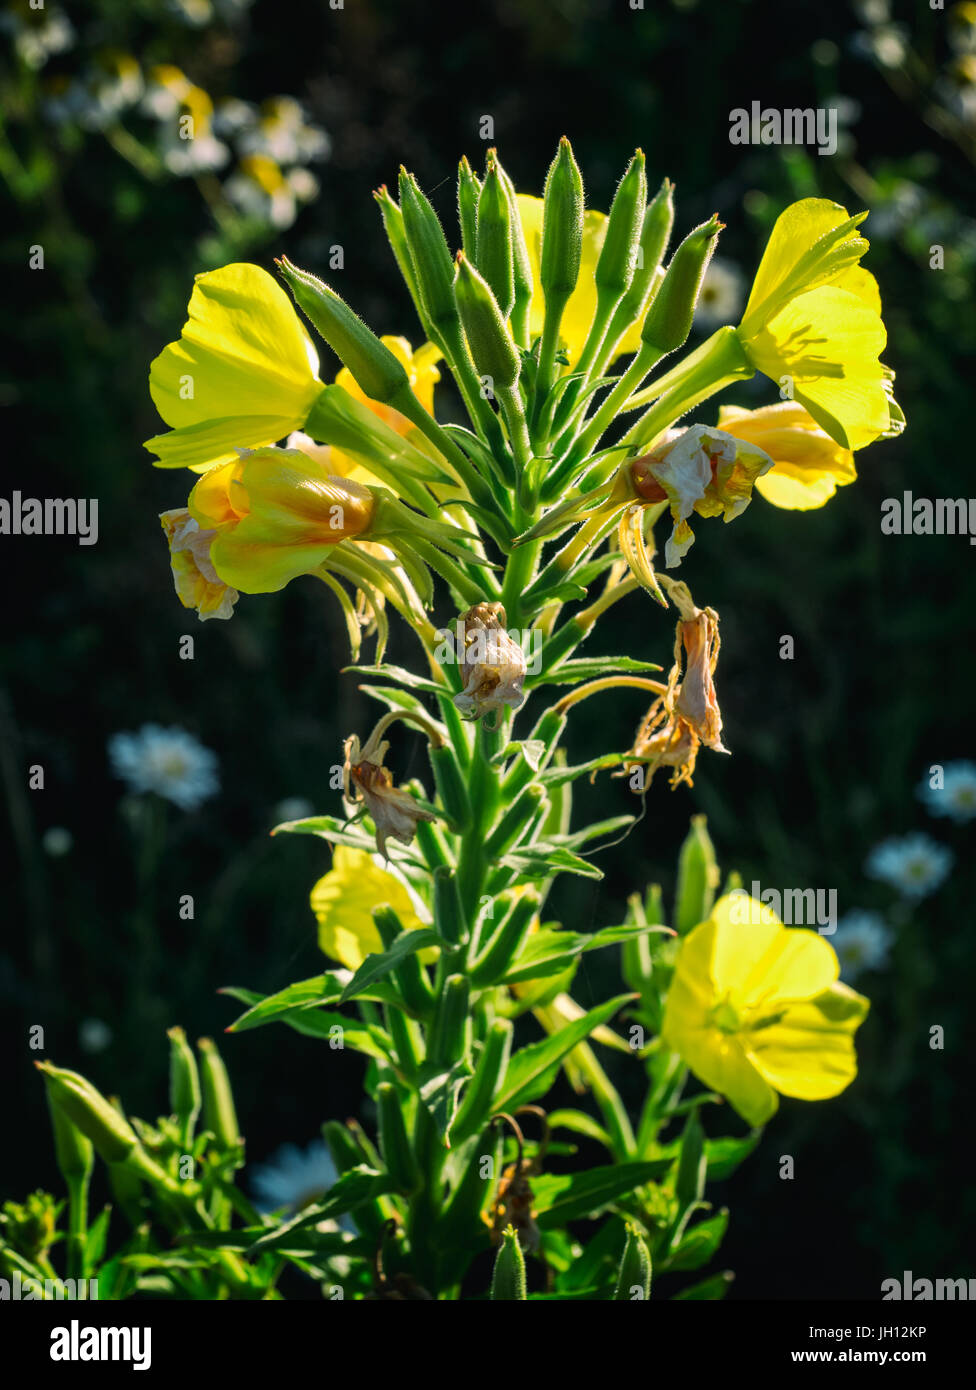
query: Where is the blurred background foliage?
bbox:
[2,0,974,1297]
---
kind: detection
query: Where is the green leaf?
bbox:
[539,754,628,786]
[494,994,633,1111]
[533,1161,671,1227]
[582,922,674,951]
[347,664,448,695]
[222,973,401,1030]
[547,1109,613,1149]
[417,1060,472,1145]
[667,1208,729,1272]
[246,1166,394,1255]
[528,656,663,689]
[704,1132,761,1180]
[502,923,670,986]
[174,1228,371,1257]
[270,814,379,853]
[555,815,636,849]
[338,930,441,1004]
[84,1206,111,1272]
[501,845,603,881]
[672,1270,734,1300]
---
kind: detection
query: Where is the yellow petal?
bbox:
[310,845,422,971]
[747,982,869,1100]
[718,401,857,511]
[707,895,839,1006]
[743,198,868,329]
[147,263,323,472]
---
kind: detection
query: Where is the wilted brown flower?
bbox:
[453,602,527,720]
[343,731,434,859]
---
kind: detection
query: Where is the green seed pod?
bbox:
[451,1019,513,1144]
[47,1090,94,1184]
[674,814,720,934]
[428,973,471,1067]
[540,136,584,300]
[489,151,534,347]
[37,1062,139,1166]
[595,149,647,298]
[433,864,468,948]
[167,1026,201,1142]
[429,743,471,832]
[491,1224,527,1300]
[457,156,482,260]
[323,1119,367,1175]
[453,251,520,392]
[604,177,675,359]
[470,890,540,987]
[398,168,462,336]
[476,159,515,319]
[483,781,547,858]
[277,255,410,405]
[377,1082,421,1194]
[614,1224,653,1300]
[640,215,722,357]
[197,1037,241,1152]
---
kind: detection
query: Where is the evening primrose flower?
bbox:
[631,424,774,567]
[517,195,644,364]
[454,602,527,720]
[310,846,426,970]
[716,401,857,510]
[342,729,435,859]
[865,833,954,899]
[662,894,869,1126]
[145,263,324,472]
[917,761,976,823]
[832,911,893,982]
[736,198,902,450]
[108,724,219,810]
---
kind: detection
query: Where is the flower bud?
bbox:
[490,1224,527,1300]
[641,215,722,356]
[376,1082,421,1194]
[476,159,515,319]
[541,136,584,300]
[470,890,540,986]
[607,177,675,345]
[614,1223,652,1300]
[432,864,468,947]
[46,1091,94,1184]
[167,1026,201,1141]
[453,252,520,391]
[595,149,647,298]
[276,256,410,407]
[372,905,436,1017]
[197,1037,241,1152]
[37,1062,139,1166]
[488,149,534,346]
[674,814,720,934]
[373,185,427,330]
[457,156,481,259]
[398,168,462,336]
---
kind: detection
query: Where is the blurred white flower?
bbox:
[224,154,299,228]
[832,911,892,981]
[42,827,73,857]
[250,1141,339,1213]
[865,833,954,899]
[694,257,745,330]
[79,1018,113,1054]
[237,97,330,166]
[917,760,976,823]
[0,7,75,71]
[212,97,258,138]
[273,796,315,823]
[108,724,219,810]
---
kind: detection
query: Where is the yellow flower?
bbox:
[717,401,856,510]
[736,198,901,450]
[187,446,376,594]
[310,846,429,970]
[517,195,644,365]
[662,894,869,1126]
[145,263,324,472]
[159,507,239,621]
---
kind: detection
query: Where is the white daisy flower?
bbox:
[918,761,976,824]
[865,833,954,899]
[694,257,746,330]
[250,1140,339,1214]
[108,724,219,811]
[832,911,892,981]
